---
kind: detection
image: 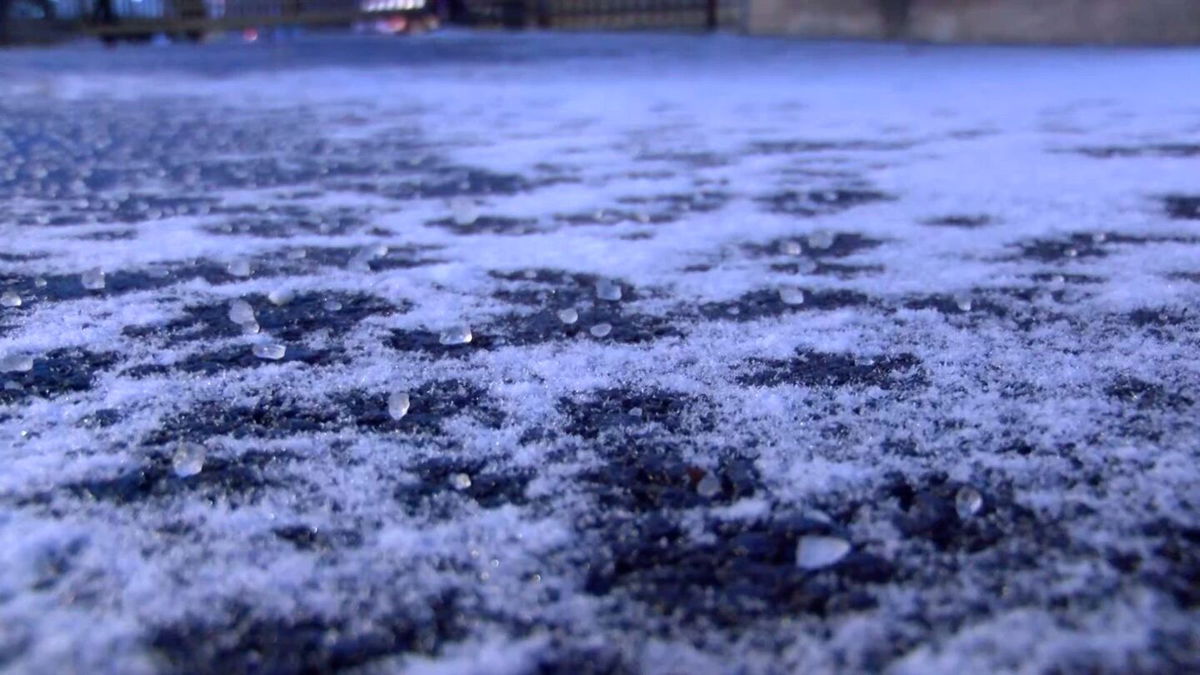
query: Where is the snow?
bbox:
[0,30,1198,673]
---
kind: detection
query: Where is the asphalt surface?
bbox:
[0,31,1198,674]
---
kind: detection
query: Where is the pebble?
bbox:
[779,286,805,306]
[589,323,612,338]
[795,535,851,570]
[955,486,983,519]
[0,291,21,308]
[228,299,256,325]
[227,260,253,277]
[557,308,579,325]
[0,354,34,373]
[439,325,473,346]
[696,473,722,498]
[171,442,206,478]
[595,279,623,301]
[267,288,295,306]
[81,268,106,290]
[252,343,286,360]
[450,473,472,490]
[388,391,411,421]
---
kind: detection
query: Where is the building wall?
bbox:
[745,0,1200,44]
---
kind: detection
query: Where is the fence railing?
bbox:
[0,0,732,44]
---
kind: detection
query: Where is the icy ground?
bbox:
[0,31,1198,674]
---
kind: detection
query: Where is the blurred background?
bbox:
[3,0,1199,47]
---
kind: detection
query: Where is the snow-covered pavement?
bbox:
[0,31,1197,673]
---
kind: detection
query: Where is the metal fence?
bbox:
[0,0,731,44]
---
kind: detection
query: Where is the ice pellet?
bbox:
[439,325,473,346]
[794,257,818,274]
[557,308,579,325]
[595,279,622,301]
[954,295,973,312]
[796,535,851,570]
[450,473,472,490]
[0,354,34,373]
[252,343,286,360]
[323,299,343,312]
[779,286,805,306]
[33,277,47,288]
[696,473,722,498]
[81,268,106,290]
[172,442,206,478]
[0,291,21,308]
[348,250,375,271]
[228,299,255,325]
[450,197,478,226]
[268,288,295,306]
[287,248,307,260]
[388,391,411,421]
[780,239,803,256]
[240,321,261,335]
[227,260,253,277]
[955,486,983,519]
[807,230,835,250]
[589,323,612,338]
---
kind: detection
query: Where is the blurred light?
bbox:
[362,0,425,13]
[243,28,258,41]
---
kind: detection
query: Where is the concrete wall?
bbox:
[745,0,1200,44]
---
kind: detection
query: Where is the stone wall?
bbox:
[744,0,1200,44]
